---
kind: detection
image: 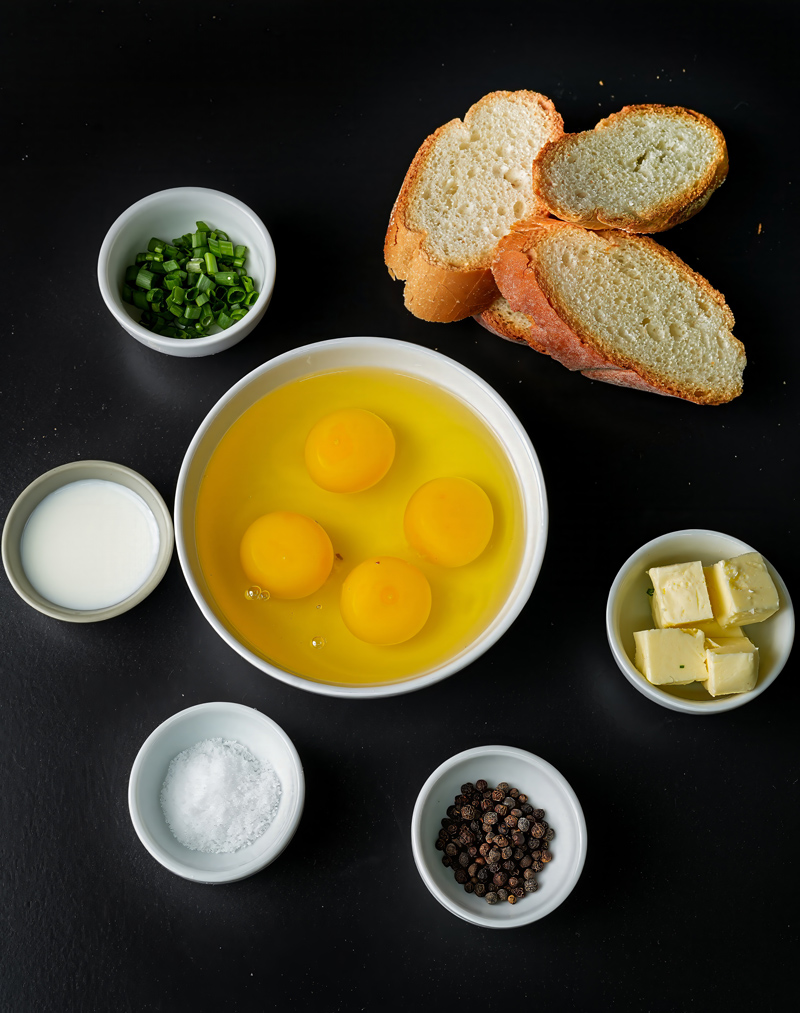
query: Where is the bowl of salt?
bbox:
[128,701,304,883]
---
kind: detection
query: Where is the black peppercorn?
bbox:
[436,781,557,908]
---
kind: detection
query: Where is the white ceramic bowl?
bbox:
[411,746,587,928]
[1,460,173,622]
[97,187,276,357]
[128,702,304,883]
[175,336,548,698]
[607,529,794,714]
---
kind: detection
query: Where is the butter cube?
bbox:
[704,636,759,697]
[647,561,713,628]
[705,552,779,627]
[633,628,707,686]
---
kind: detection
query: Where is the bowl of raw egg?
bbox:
[175,337,548,697]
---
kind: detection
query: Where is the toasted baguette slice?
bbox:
[385,91,563,322]
[533,105,728,233]
[492,219,745,404]
[475,296,549,354]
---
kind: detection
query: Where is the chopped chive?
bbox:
[121,220,259,339]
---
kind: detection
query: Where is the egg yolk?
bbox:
[340,556,432,646]
[304,408,395,493]
[240,511,334,599]
[404,477,493,567]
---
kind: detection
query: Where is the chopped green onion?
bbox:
[121,219,260,339]
[135,267,157,290]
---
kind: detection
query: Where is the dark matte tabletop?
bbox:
[2,2,797,1010]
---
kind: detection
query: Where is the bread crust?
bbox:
[475,296,549,353]
[491,219,744,404]
[532,105,729,233]
[385,91,563,322]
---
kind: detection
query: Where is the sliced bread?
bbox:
[475,296,549,354]
[532,105,728,233]
[491,219,745,404]
[384,91,563,322]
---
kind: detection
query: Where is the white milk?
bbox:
[20,478,160,610]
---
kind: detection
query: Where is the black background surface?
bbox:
[2,2,798,1010]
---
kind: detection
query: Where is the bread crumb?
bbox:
[757,223,763,234]
[599,80,604,85]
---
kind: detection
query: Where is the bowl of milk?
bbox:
[2,460,173,622]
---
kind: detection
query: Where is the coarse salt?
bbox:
[160,738,282,854]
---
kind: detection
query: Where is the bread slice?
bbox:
[385,91,563,322]
[492,219,745,404]
[532,105,728,233]
[475,296,549,354]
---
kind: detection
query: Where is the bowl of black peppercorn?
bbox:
[411,745,587,928]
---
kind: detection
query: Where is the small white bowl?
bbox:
[411,746,587,928]
[128,702,304,883]
[1,460,173,622]
[97,187,276,357]
[607,529,794,714]
[175,336,548,698]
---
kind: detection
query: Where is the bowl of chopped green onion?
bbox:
[97,187,275,357]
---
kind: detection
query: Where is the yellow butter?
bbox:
[647,561,713,628]
[633,627,707,686]
[704,636,759,697]
[705,552,779,628]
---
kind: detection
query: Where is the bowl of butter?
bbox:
[606,529,794,713]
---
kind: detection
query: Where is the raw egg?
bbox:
[404,477,493,567]
[240,511,333,599]
[340,556,432,646]
[304,408,395,493]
